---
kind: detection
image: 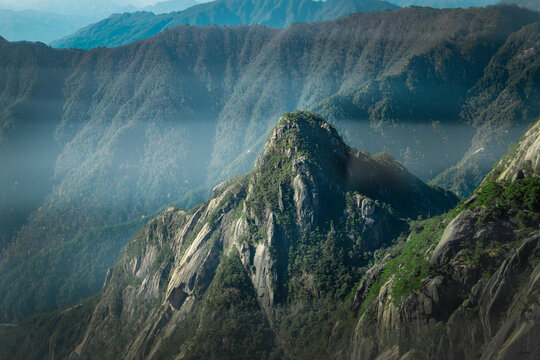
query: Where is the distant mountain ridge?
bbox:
[388,0,497,7]
[0,0,137,16]
[500,0,540,11]
[51,0,400,49]
[388,0,540,11]
[143,0,200,14]
[0,0,139,43]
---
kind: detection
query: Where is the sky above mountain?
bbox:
[0,0,504,15]
[0,0,212,14]
[0,1,157,10]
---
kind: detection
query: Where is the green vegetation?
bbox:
[0,218,146,320]
[360,214,452,310]
[388,217,448,302]
[462,177,540,231]
[286,194,407,303]
[151,253,279,360]
[359,165,540,313]
[0,295,98,360]
[184,253,275,360]
[359,174,540,311]
[273,297,357,359]
[288,228,355,300]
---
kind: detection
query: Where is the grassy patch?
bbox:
[461,177,540,231]
[360,214,452,311]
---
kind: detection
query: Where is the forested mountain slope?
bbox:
[51,0,399,49]
[312,19,540,196]
[0,5,538,322]
[0,40,70,251]
[501,0,540,11]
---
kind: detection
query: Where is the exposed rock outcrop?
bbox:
[498,120,540,181]
[345,119,540,360]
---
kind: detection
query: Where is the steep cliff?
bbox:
[346,119,539,359]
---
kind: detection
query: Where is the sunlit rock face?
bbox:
[497,120,540,182]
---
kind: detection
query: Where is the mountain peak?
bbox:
[266,111,343,149]
[274,111,343,145]
[250,111,456,234]
[256,111,348,177]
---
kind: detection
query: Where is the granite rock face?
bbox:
[497,120,540,182]
[344,119,540,360]
[347,221,538,360]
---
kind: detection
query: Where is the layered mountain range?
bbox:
[1,111,537,360]
[143,0,200,14]
[2,0,537,47]
[0,0,139,43]
[48,0,540,51]
[0,5,538,324]
[50,0,400,49]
